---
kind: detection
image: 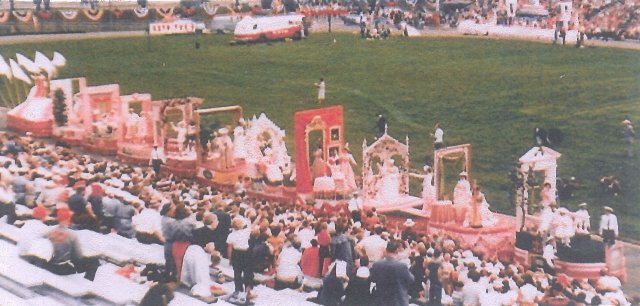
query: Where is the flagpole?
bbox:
[12,79,23,108]
[2,79,17,108]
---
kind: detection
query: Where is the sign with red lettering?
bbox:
[150,20,197,35]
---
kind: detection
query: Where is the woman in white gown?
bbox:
[337,146,358,191]
[377,159,401,203]
[421,166,436,212]
[233,120,248,163]
[453,171,472,207]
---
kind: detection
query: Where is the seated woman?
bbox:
[275,240,303,290]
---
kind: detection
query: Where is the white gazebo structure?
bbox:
[519,146,561,190]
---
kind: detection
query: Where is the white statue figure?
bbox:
[337,145,358,191]
[453,171,472,207]
[421,165,436,212]
[233,119,248,163]
[376,158,401,203]
[218,127,234,169]
[170,120,187,153]
[137,110,149,141]
[187,121,197,147]
[207,134,221,169]
[263,147,284,182]
[125,108,140,140]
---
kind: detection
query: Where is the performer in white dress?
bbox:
[218,128,234,169]
[125,108,140,140]
[453,171,472,207]
[137,111,149,141]
[233,119,248,163]
[170,120,188,153]
[421,165,436,212]
[337,145,358,191]
[540,182,556,208]
[575,202,590,234]
[554,207,575,246]
[377,159,401,203]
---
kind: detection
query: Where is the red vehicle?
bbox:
[234,14,305,42]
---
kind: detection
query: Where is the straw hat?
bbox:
[604,206,614,212]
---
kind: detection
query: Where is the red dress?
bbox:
[300,247,321,278]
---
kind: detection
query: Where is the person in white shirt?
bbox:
[433,123,444,150]
[315,78,325,103]
[599,206,618,246]
[276,240,303,290]
[355,226,387,263]
[348,193,363,223]
[226,217,257,300]
[149,145,167,175]
[296,220,315,249]
[181,242,226,297]
[133,199,165,244]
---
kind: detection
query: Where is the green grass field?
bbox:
[2,32,639,239]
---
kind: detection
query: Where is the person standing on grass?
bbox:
[623,119,634,157]
[599,206,618,246]
[433,124,444,150]
[316,78,325,103]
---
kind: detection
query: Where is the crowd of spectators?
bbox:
[0,130,636,306]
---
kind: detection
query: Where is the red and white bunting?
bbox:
[12,10,33,23]
[59,10,79,22]
[133,7,149,19]
[84,8,104,21]
[201,3,218,17]
[0,11,10,24]
[156,7,174,18]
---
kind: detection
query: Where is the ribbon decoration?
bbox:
[84,8,104,21]
[60,10,79,22]
[38,11,53,20]
[12,10,33,23]
[133,7,149,19]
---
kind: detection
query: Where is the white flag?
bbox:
[51,52,66,67]
[0,55,12,79]
[16,53,40,74]
[10,59,32,84]
[35,51,56,77]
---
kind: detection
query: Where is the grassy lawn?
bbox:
[1,32,639,239]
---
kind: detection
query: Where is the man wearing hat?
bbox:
[599,206,618,246]
[401,218,417,243]
[623,119,635,157]
[41,207,101,281]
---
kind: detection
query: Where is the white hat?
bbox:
[423,165,431,172]
[578,202,587,207]
[218,127,228,134]
[623,119,631,125]
[459,171,467,177]
[404,218,416,227]
[604,206,614,212]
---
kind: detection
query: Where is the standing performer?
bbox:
[432,124,444,150]
[315,78,325,103]
[599,206,618,246]
[149,145,167,175]
[420,165,436,212]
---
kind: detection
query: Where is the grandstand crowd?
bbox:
[0,128,636,305]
